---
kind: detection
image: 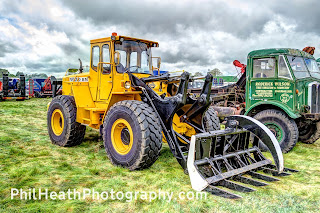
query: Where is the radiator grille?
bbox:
[309,82,320,113]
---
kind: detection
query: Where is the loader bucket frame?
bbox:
[128,71,297,198]
[187,115,293,198]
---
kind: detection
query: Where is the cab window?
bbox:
[91,46,100,71]
[253,58,275,78]
[102,44,111,74]
[278,55,292,79]
[130,52,138,67]
[119,50,127,65]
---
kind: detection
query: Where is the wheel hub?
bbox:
[51,109,64,136]
[111,118,133,155]
[265,123,283,141]
[121,128,130,145]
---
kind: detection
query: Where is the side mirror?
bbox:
[114,51,120,65]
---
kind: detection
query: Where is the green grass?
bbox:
[0,98,320,212]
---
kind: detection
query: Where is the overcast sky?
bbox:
[0,0,320,77]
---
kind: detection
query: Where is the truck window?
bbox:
[278,55,292,79]
[287,56,310,79]
[253,58,275,78]
[102,44,111,74]
[92,46,99,71]
[304,58,320,79]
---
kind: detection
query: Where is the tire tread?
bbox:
[103,100,162,170]
[254,109,298,153]
[48,95,86,147]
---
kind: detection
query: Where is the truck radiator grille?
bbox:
[309,82,320,113]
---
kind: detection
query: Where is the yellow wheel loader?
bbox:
[47,33,297,198]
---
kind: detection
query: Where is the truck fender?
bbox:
[245,101,300,119]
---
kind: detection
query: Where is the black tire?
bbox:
[103,100,162,170]
[253,109,298,153]
[299,122,320,144]
[203,107,220,131]
[47,95,86,147]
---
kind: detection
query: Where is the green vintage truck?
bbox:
[199,48,320,153]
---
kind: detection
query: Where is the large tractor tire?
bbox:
[103,100,162,170]
[253,109,298,153]
[47,95,86,147]
[299,122,320,144]
[203,107,220,131]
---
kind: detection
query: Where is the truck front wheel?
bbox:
[253,109,298,153]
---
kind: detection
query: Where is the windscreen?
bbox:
[304,58,320,79]
[115,40,151,74]
[287,56,310,79]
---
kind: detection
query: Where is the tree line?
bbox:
[0,68,48,79]
[193,68,222,77]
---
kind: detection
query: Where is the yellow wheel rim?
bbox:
[51,109,64,136]
[111,118,133,155]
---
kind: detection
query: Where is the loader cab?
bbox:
[89,33,159,101]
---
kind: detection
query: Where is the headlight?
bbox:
[124,81,131,89]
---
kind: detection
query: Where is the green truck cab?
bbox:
[244,48,320,152]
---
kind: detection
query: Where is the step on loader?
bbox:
[47,33,297,198]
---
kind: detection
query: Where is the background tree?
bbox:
[208,68,222,76]
[0,68,8,77]
[193,71,203,77]
[28,73,48,78]
[0,69,15,77]
[15,71,24,77]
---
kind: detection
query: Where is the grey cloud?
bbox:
[60,0,272,38]
[266,0,320,35]
[59,43,80,55]
[1,0,320,76]
[0,41,19,57]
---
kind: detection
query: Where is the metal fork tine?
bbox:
[233,175,268,186]
[261,167,291,176]
[219,180,255,192]
[247,171,279,182]
[265,164,299,173]
[206,185,242,199]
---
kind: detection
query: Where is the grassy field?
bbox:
[0,98,320,212]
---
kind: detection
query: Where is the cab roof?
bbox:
[248,48,315,59]
[90,35,159,47]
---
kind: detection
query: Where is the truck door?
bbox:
[249,57,276,105]
[98,43,113,100]
[274,55,294,109]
